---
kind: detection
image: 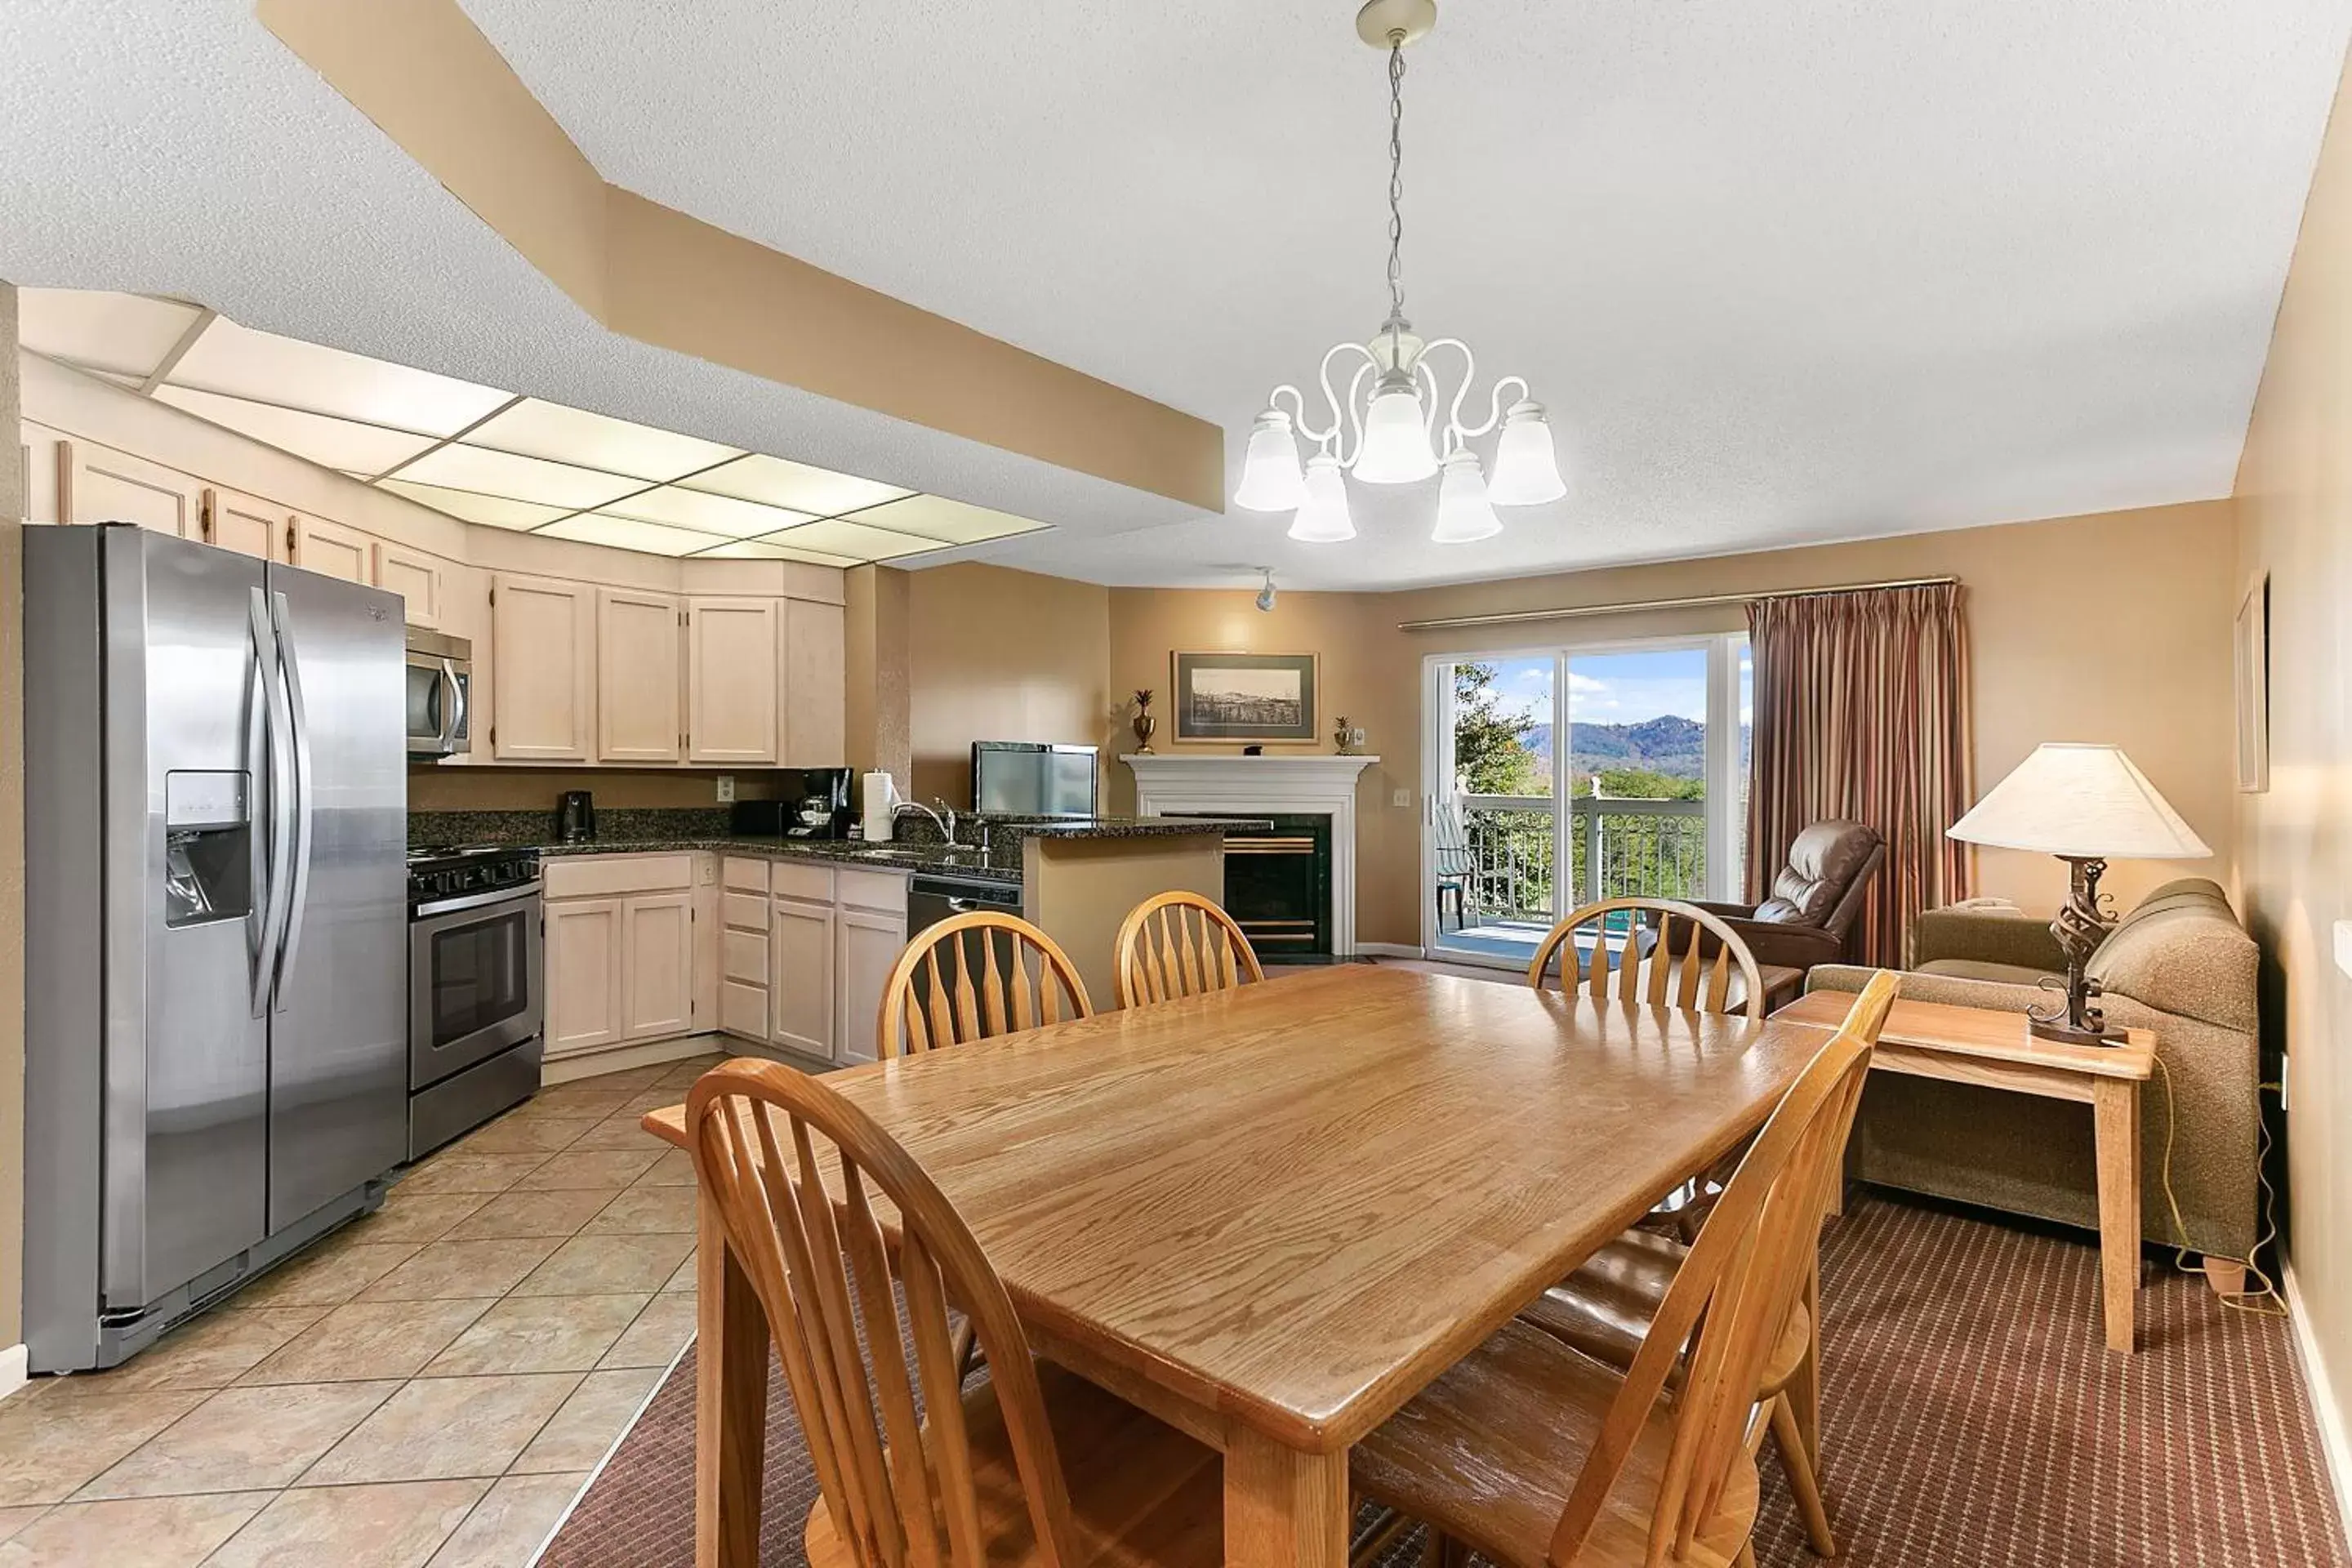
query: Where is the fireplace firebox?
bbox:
[1175,813,1333,961]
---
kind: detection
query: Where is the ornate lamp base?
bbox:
[2028,854,2126,1046]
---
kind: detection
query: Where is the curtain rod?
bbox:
[1394,575,1960,633]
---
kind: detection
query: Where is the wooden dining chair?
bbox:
[878,911,1093,1058]
[1112,890,1266,1008]
[1526,897,1768,1022]
[685,1058,1222,1568]
[1517,970,1899,1560]
[1348,972,1898,1568]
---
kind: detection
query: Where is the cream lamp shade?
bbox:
[1948,743,2210,859]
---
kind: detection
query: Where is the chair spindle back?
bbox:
[1526,898,1768,1021]
[1112,891,1266,1008]
[878,912,1093,1058]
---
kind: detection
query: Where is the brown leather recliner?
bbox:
[1689,819,1886,971]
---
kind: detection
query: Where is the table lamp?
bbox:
[1946,743,2209,1045]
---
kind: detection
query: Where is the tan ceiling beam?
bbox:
[255,0,1225,511]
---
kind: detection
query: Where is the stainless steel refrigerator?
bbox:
[23,523,409,1373]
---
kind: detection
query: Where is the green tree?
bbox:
[1591,766,1704,801]
[1452,662,1544,795]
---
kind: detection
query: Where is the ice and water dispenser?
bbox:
[162,772,253,928]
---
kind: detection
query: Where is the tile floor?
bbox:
[0,1048,727,1567]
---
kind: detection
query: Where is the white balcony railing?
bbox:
[1446,795,1708,926]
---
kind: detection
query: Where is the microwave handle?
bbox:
[440,658,465,751]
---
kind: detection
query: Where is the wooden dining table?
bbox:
[642,964,1842,1568]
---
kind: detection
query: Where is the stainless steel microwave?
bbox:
[404,627,471,760]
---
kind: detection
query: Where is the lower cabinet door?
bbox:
[771,897,836,1060]
[834,907,907,1066]
[621,892,697,1041]
[719,979,769,1040]
[544,897,624,1057]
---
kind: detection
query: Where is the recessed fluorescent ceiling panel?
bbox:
[465,398,743,481]
[18,288,203,381]
[604,485,814,538]
[167,318,511,434]
[682,453,911,518]
[153,385,443,474]
[539,514,729,556]
[840,493,1051,545]
[376,479,574,530]
[16,290,1058,566]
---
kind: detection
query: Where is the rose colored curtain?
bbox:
[1745,583,1972,967]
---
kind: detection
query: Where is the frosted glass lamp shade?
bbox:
[1432,450,1503,544]
[1235,409,1306,511]
[1355,385,1439,483]
[1287,452,1356,543]
[1948,744,2210,859]
[1489,399,1566,506]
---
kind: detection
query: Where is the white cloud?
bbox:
[1568,671,1606,694]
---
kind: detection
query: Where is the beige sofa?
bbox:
[1807,878,2260,1260]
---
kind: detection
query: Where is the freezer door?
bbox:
[263,563,409,1231]
[110,528,274,1308]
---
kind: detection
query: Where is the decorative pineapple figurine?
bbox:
[1334,715,1353,755]
[1132,688,1157,755]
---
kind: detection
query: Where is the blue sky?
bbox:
[1485,648,1713,726]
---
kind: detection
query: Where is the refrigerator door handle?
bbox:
[247,588,295,1020]
[269,590,315,1012]
[439,657,463,752]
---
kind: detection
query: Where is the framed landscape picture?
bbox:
[1171,651,1319,743]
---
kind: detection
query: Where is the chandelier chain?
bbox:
[1386,35,1405,320]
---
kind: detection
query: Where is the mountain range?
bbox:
[1523,715,1748,779]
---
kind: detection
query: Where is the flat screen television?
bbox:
[971,742,1098,817]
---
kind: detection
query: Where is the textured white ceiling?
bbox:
[5,1,2347,590]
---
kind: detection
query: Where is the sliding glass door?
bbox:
[1422,634,1750,966]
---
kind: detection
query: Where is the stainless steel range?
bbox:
[407,844,544,1158]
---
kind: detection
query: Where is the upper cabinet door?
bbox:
[783,599,848,767]
[491,573,597,760]
[288,513,372,584]
[597,586,684,764]
[686,596,781,765]
[21,421,65,523]
[59,440,201,537]
[372,541,447,629]
[203,487,290,561]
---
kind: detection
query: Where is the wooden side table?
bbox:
[1773,990,2156,1353]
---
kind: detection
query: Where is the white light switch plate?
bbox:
[2335,920,2352,981]
[1393,789,1411,808]
[715,774,736,803]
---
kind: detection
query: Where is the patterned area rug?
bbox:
[542,1192,2348,1566]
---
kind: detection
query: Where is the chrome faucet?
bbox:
[893,798,965,849]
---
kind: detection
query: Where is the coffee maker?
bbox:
[555,790,596,844]
[732,768,855,840]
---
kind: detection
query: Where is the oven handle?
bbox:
[414,883,543,920]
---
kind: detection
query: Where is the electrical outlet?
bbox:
[1392,789,1411,808]
[715,774,736,804]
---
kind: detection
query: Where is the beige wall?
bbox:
[909,564,1113,808]
[1102,501,2238,947]
[2,282,25,1350]
[407,765,783,813]
[845,564,911,787]
[2234,39,2352,1460]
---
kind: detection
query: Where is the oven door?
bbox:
[409,885,542,1089]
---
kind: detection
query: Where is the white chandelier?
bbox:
[1235,0,1566,546]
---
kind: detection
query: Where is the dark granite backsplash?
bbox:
[408,806,733,849]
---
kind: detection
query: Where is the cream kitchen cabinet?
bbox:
[834,904,907,1066]
[491,573,596,760]
[708,856,907,1066]
[373,540,447,629]
[289,513,372,583]
[543,896,625,1056]
[542,853,706,1067]
[202,487,287,560]
[60,440,201,537]
[619,891,697,1040]
[769,894,835,1059]
[687,597,781,764]
[783,598,847,767]
[597,587,684,764]
[718,857,772,1040]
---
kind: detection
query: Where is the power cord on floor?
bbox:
[2150,1054,2286,1317]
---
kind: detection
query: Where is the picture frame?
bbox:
[1171,651,1320,743]
[2234,571,2269,793]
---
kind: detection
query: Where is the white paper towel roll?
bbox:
[861,772,902,841]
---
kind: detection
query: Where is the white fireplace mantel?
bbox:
[1121,755,1379,956]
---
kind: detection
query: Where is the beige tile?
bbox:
[238,1299,495,1385]
[419,1294,646,1377]
[566,1116,660,1151]
[357,1239,563,1303]
[580,1184,694,1235]
[455,1117,597,1156]
[514,1082,634,1118]
[651,1054,724,1089]
[232,1241,423,1309]
[207,1479,487,1568]
[568,1063,668,1093]
[598,1294,700,1370]
[0,1490,271,1566]
[662,1251,697,1294]
[511,1233,694,1298]
[0,1388,208,1503]
[424,1470,584,1567]
[0,1510,42,1546]
[528,1149,659,1190]
[615,1087,681,1116]
[631,1148,696,1187]
[441,1187,617,1242]
[76,1382,399,1498]
[510,1367,662,1475]
[394,1154,550,1198]
[299,1374,581,1486]
[343,1191,492,1249]
[50,1307,327,1393]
